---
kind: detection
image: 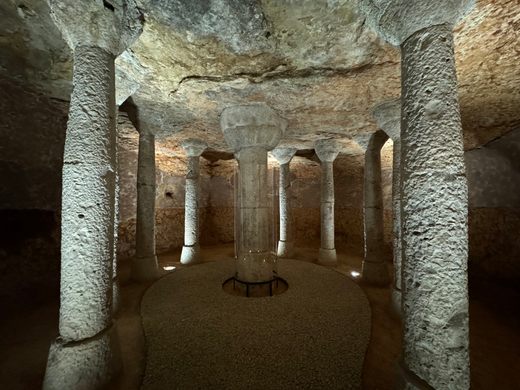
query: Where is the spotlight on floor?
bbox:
[350,271,360,278]
[163,265,176,271]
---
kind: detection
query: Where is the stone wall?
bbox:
[289,145,394,256]
[0,77,67,307]
[155,133,520,284]
[117,136,226,259]
[202,160,236,245]
[466,128,520,281]
[0,78,67,210]
[115,145,396,262]
[290,157,321,248]
[3,74,517,298]
[117,149,209,259]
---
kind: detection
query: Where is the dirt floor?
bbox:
[140,259,370,389]
[0,244,519,389]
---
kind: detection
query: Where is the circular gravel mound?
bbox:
[140,260,371,389]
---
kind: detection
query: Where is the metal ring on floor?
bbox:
[225,276,281,297]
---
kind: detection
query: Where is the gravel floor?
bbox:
[140,259,371,389]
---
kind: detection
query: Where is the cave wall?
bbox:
[202,159,236,246]
[289,145,394,257]
[466,128,520,281]
[2,73,519,303]
[117,141,215,259]
[0,77,67,307]
[115,143,396,262]
[0,78,67,210]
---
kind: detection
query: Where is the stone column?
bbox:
[220,104,286,283]
[371,99,402,314]
[113,75,141,315]
[362,130,391,285]
[272,148,297,258]
[315,139,340,265]
[112,151,121,314]
[180,139,207,265]
[44,1,142,389]
[132,128,159,281]
[360,1,474,388]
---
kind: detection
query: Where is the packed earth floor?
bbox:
[1,244,519,389]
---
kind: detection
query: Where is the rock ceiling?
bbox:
[1,0,519,157]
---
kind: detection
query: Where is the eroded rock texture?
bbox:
[2,2,518,246]
[1,0,518,152]
[0,77,67,308]
[466,129,520,280]
[1,5,519,385]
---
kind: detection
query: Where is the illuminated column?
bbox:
[132,127,159,281]
[180,139,207,265]
[315,139,340,265]
[272,148,297,258]
[112,149,121,314]
[220,104,286,283]
[44,1,142,389]
[371,99,402,315]
[360,1,474,387]
[362,130,390,285]
[113,83,141,315]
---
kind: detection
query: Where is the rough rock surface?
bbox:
[1,0,518,155]
[1,0,519,307]
[466,129,520,280]
[400,22,470,389]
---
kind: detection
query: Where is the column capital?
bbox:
[116,70,140,106]
[49,0,143,55]
[372,98,401,141]
[181,138,208,157]
[314,139,340,162]
[271,148,297,165]
[220,104,287,152]
[358,0,475,46]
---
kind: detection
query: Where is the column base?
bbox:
[180,244,201,265]
[391,287,402,319]
[362,260,391,286]
[131,255,159,282]
[43,324,121,390]
[317,248,337,265]
[277,240,294,258]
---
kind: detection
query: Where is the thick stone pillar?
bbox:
[315,139,340,265]
[272,148,297,258]
[360,1,474,388]
[113,78,141,315]
[44,1,142,389]
[112,150,121,314]
[180,139,207,265]
[371,99,402,314]
[132,128,159,281]
[220,104,286,283]
[362,130,390,285]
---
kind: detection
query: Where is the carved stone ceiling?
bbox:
[1,0,519,156]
